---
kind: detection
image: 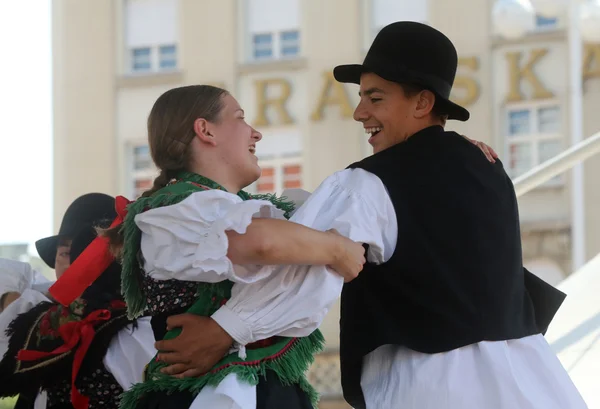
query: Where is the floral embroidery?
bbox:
[38,299,87,342]
[143,275,198,315]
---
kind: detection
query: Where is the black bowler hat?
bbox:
[333,21,470,121]
[35,193,116,268]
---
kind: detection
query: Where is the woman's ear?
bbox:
[193,118,216,146]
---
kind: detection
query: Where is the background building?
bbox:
[52,0,600,407]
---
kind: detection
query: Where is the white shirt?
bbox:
[0,259,156,409]
[136,168,587,409]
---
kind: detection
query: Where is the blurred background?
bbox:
[1,0,600,408]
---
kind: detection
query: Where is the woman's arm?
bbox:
[226,219,365,282]
[134,191,365,283]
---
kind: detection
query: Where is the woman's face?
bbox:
[210,94,263,189]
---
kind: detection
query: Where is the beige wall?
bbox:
[180,0,237,87]
[52,0,118,228]
[303,0,366,189]
[431,0,494,144]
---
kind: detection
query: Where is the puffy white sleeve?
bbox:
[0,259,38,295]
[0,289,51,358]
[135,189,286,284]
[212,169,398,346]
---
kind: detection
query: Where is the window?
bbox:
[246,0,301,62]
[280,30,300,57]
[253,160,303,194]
[257,167,276,193]
[535,14,559,31]
[134,178,154,198]
[369,0,428,41]
[132,47,151,71]
[159,45,177,69]
[252,33,274,60]
[124,0,179,73]
[249,30,300,60]
[133,145,152,171]
[505,103,563,185]
[129,44,178,73]
[282,164,302,189]
[130,143,158,198]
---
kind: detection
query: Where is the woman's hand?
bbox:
[462,135,499,163]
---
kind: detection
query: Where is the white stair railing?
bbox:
[513,131,600,197]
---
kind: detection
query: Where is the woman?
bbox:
[75,85,365,409]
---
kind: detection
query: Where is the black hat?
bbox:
[333,21,469,121]
[35,193,116,268]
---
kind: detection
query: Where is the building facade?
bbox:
[52,0,600,406]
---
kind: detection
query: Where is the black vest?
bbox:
[339,126,566,409]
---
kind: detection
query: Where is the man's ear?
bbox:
[414,90,436,119]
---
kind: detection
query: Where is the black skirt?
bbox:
[135,369,313,409]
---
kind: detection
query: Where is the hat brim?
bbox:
[35,236,59,269]
[333,64,470,122]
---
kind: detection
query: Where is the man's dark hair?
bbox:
[401,83,449,123]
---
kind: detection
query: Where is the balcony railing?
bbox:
[513,131,600,197]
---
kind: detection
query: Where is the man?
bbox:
[151,22,583,409]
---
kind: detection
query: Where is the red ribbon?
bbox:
[49,196,132,306]
[18,309,112,409]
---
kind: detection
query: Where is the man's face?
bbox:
[55,239,71,279]
[353,73,422,154]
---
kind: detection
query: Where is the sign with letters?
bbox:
[240,44,600,127]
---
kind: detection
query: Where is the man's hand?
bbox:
[155,314,234,378]
[462,135,498,163]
